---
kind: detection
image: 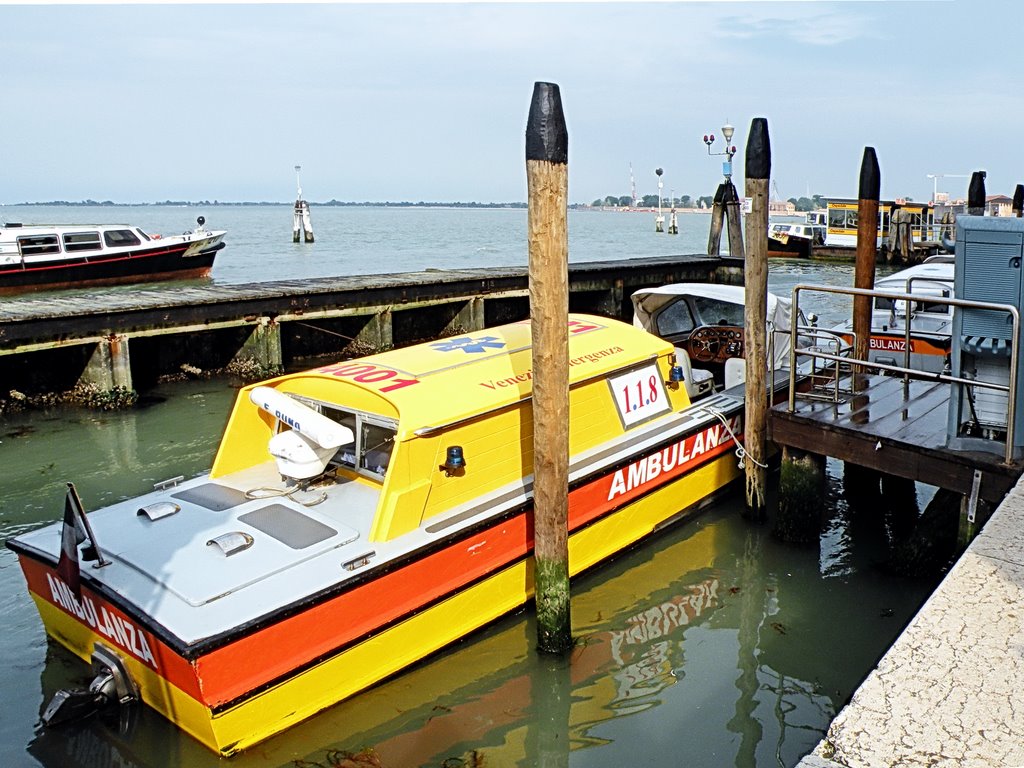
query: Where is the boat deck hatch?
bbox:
[238,504,337,549]
[172,483,249,511]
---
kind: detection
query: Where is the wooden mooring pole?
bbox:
[525,81,572,654]
[725,181,746,259]
[707,183,726,255]
[853,148,880,369]
[707,181,746,258]
[743,117,770,520]
[967,171,986,215]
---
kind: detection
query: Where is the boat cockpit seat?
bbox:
[724,357,745,389]
[674,348,715,400]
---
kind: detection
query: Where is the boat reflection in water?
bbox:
[29,504,868,768]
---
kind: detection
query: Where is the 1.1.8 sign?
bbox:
[607,363,671,428]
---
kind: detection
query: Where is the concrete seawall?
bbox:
[799,476,1024,768]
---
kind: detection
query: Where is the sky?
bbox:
[2,0,1020,205]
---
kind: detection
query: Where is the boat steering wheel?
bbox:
[686,326,744,364]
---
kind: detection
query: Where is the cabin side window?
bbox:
[875,292,950,315]
[360,421,396,475]
[18,235,60,256]
[63,232,102,252]
[103,229,142,248]
[918,291,951,314]
[828,208,848,229]
[292,396,397,480]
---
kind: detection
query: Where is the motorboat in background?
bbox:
[0,216,226,294]
[832,255,954,373]
[767,221,826,258]
[631,282,847,400]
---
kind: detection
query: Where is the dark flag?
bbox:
[55,485,87,599]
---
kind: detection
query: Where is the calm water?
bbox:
[0,206,931,767]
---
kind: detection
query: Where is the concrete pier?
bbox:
[798,475,1024,768]
[0,254,742,400]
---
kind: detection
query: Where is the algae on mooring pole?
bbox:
[525,81,572,654]
[853,148,880,368]
[743,118,770,520]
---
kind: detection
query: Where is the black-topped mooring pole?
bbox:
[526,81,572,654]
[968,171,987,216]
[1013,184,1023,218]
[743,117,770,519]
[853,148,881,369]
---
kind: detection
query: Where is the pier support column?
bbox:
[842,461,883,514]
[354,310,393,354]
[882,474,919,540]
[234,318,283,378]
[445,297,485,335]
[888,487,959,576]
[774,447,825,543]
[592,279,624,320]
[80,335,133,392]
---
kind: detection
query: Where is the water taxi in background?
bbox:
[824,198,936,252]
[832,255,954,373]
[0,216,225,294]
[8,314,753,755]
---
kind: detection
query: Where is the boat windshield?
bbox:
[692,295,745,326]
[654,300,696,337]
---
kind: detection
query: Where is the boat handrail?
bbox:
[787,283,1020,465]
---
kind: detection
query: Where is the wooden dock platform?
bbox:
[770,373,1024,503]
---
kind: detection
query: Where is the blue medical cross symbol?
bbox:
[431,335,506,354]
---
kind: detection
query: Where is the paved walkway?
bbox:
[798,476,1024,768]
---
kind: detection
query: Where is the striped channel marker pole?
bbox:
[743,117,770,520]
[526,81,572,654]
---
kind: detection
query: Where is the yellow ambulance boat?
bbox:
[8,314,749,755]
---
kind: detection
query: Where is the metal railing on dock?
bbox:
[786,284,1021,464]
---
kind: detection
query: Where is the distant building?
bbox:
[986,194,1013,216]
[769,200,797,215]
